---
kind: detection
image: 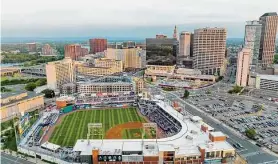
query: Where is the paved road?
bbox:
[1,152,35,164]
[158,88,278,164]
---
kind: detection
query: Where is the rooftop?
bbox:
[261,12,277,17]
[1,85,43,106]
[210,132,226,137]
[41,142,60,151]
[258,74,278,81]
[199,141,234,152]
[122,142,142,152]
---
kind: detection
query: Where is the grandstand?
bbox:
[138,99,182,136]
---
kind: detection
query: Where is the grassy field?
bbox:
[49,108,146,146]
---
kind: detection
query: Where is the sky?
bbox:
[1,0,278,38]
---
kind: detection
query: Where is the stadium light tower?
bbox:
[87,123,103,145]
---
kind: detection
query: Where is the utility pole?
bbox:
[32,130,37,163]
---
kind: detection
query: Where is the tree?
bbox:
[42,89,55,98]
[206,90,211,94]
[25,82,36,91]
[183,90,190,99]
[35,78,47,86]
[245,129,256,139]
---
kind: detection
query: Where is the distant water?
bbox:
[0,63,23,67]
[1,37,145,44]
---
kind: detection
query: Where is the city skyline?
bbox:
[2,0,278,38]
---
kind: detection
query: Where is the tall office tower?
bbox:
[106,48,146,69]
[179,32,191,58]
[236,48,251,87]
[64,44,81,60]
[244,21,262,65]
[26,43,37,52]
[46,58,76,90]
[259,12,278,67]
[124,48,146,69]
[146,37,178,65]
[173,25,178,39]
[193,28,227,75]
[89,38,107,54]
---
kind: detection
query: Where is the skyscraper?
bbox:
[173,25,178,39]
[89,38,107,54]
[146,37,178,65]
[179,31,191,58]
[259,12,278,66]
[64,44,81,60]
[244,20,262,65]
[193,28,227,75]
[236,48,251,87]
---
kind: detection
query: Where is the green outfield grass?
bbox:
[49,108,146,146]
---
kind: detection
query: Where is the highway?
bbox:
[148,85,278,164]
[1,152,35,164]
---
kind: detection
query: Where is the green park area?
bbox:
[1,53,62,67]
[0,110,39,151]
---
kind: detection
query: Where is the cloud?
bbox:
[1,0,278,37]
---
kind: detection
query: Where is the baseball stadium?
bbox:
[15,81,236,164]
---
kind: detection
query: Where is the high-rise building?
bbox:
[193,28,227,75]
[26,43,37,52]
[89,38,107,54]
[259,12,278,66]
[64,44,82,60]
[46,58,76,90]
[244,21,262,65]
[106,48,146,69]
[179,31,191,58]
[42,44,57,56]
[173,25,178,39]
[146,37,178,65]
[123,48,146,69]
[236,48,251,87]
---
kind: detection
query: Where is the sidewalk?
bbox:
[1,149,50,164]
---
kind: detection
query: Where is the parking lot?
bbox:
[187,93,278,153]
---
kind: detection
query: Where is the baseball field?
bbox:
[49,108,147,146]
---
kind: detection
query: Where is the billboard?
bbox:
[18,113,30,135]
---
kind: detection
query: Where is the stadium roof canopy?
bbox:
[41,142,61,151]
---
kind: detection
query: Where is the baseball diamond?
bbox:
[49,108,147,146]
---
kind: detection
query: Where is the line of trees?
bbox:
[1,78,46,86]
[24,78,47,91]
